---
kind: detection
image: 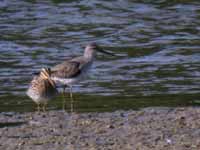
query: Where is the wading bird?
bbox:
[27,68,58,112]
[50,42,114,112]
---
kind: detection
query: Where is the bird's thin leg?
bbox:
[69,86,74,113]
[42,103,47,112]
[37,103,40,112]
[62,85,67,111]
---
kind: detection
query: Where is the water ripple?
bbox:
[0,0,199,110]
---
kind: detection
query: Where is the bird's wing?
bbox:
[51,61,81,78]
[70,56,88,69]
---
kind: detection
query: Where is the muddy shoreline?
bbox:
[0,107,200,150]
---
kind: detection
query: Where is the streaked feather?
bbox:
[51,61,81,78]
[27,68,58,104]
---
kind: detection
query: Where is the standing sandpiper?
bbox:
[50,42,114,112]
[27,68,58,112]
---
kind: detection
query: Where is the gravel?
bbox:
[0,107,200,150]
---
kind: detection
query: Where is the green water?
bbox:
[0,0,199,112]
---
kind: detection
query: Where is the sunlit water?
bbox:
[0,0,200,112]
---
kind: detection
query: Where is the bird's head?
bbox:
[84,42,114,58]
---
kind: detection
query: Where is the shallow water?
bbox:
[0,0,199,112]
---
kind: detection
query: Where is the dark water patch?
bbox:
[0,122,26,128]
[35,92,200,112]
[0,93,199,113]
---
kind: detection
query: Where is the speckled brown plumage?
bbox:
[51,61,81,79]
[27,68,58,112]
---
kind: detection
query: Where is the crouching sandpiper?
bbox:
[27,68,58,112]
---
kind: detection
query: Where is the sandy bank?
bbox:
[0,107,200,150]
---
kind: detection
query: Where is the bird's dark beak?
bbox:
[96,47,115,56]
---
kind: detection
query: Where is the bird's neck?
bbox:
[83,49,95,60]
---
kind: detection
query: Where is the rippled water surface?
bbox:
[0,0,200,112]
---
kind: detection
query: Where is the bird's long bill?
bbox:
[97,47,115,56]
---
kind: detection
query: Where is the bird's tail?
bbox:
[40,68,51,79]
[40,68,56,87]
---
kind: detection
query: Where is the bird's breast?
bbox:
[51,77,79,86]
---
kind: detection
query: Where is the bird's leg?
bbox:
[69,86,74,113]
[62,85,67,111]
[42,103,47,112]
[37,103,40,113]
